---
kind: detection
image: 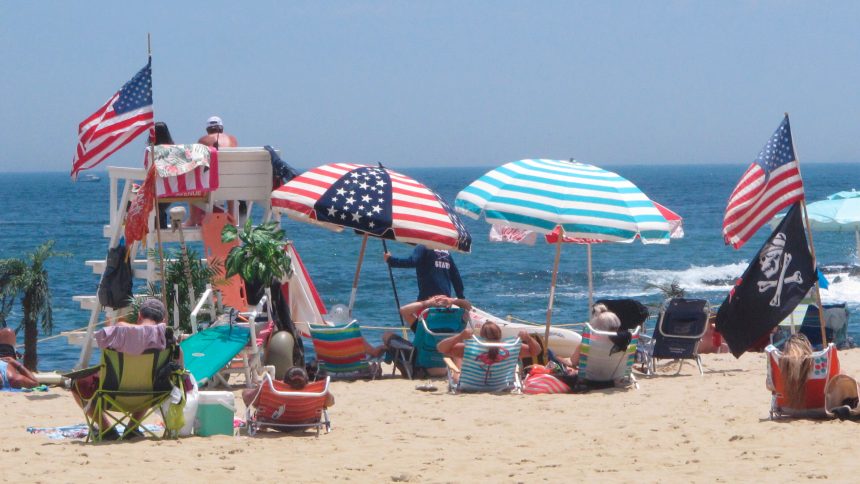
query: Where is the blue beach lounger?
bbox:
[180,324,250,386]
[445,336,522,393]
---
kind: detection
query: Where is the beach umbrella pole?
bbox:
[543,235,563,360]
[801,200,829,346]
[855,228,859,264]
[381,239,408,338]
[587,243,594,318]
[347,234,369,317]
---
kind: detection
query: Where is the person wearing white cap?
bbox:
[198,115,238,149]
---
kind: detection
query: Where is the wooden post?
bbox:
[787,112,827,346]
[543,229,564,360]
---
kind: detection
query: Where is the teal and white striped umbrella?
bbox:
[455,159,671,243]
[455,159,671,354]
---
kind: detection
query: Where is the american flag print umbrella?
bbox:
[272,163,471,252]
[272,163,471,317]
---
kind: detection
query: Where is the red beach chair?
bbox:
[246,373,331,436]
[766,343,839,419]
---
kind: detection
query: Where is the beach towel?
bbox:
[26,423,163,440]
[1,384,48,393]
[95,323,167,355]
[146,144,219,198]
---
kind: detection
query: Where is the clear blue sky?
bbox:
[1,1,858,173]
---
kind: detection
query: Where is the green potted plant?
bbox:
[221,219,292,305]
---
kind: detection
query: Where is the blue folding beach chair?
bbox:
[445,336,522,393]
[413,307,466,374]
[641,298,709,376]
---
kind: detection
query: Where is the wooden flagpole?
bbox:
[543,228,563,360]
[787,112,828,346]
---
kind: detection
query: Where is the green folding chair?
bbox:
[81,345,183,442]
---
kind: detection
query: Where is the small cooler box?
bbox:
[195,391,235,436]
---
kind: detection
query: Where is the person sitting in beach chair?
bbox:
[70,298,186,441]
[438,322,540,392]
[766,334,840,419]
[0,329,39,390]
[399,295,472,332]
[308,322,388,380]
[243,366,333,435]
[556,304,623,371]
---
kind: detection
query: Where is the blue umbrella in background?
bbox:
[455,159,670,352]
[772,189,860,260]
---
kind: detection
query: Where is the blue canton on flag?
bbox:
[113,63,153,115]
[314,166,393,237]
[754,116,796,177]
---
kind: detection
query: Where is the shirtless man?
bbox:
[0,328,39,389]
[198,116,238,149]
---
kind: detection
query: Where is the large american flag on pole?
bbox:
[722,115,805,249]
[71,61,154,180]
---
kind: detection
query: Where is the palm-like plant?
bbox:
[0,241,67,370]
[132,248,220,332]
[222,219,292,303]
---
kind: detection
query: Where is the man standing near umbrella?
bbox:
[384,244,465,302]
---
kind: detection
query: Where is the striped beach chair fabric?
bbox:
[452,337,522,393]
[246,373,331,436]
[309,322,379,379]
[578,323,640,388]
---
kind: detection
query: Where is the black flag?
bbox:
[716,202,815,357]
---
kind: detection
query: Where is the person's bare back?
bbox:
[198,116,238,148]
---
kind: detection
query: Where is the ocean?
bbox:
[2,164,859,371]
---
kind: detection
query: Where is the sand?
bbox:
[3,351,857,483]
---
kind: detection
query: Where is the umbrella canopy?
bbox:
[272,162,471,252]
[271,162,471,316]
[456,159,670,242]
[456,159,670,355]
[771,189,860,256]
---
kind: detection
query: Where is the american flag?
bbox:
[271,163,472,252]
[71,61,154,180]
[722,115,805,249]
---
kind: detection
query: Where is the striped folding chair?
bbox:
[578,323,640,389]
[309,322,380,380]
[246,373,331,436]
[446,336,522,393]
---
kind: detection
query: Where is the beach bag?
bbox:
[97,243,133,309]
[522,365,571,394]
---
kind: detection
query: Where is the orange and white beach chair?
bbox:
[766,343,840,419]
[245,373,332,436]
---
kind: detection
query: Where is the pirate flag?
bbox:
[716,202,815,357]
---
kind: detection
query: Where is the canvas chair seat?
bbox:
[766,343,840,419]
[309,322,380,380]
[445,337,522,393]
[413,307,466,373]
[78,345,183,442]
[578,324,640,388]
[246,373,331,436]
